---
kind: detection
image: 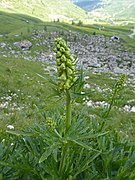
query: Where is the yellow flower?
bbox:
[54,38,75,91]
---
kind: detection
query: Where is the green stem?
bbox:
[59,143,68,178]
[59,89,71,177]
[104,90,116,118]
[66,89,71,131]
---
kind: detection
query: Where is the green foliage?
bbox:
[0,39,134,179]
[0,0,88,22]
[0,116,134,179]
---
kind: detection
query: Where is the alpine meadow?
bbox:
[0,0,135,179]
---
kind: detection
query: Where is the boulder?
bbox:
[14,40,32,49]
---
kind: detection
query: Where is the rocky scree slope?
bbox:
[0,30,134,78]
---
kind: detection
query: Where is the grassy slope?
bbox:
[0,57,134,141]
[0,11,134,44]
[0,0,88,21]
[0,11,43,34]
[0,9,134,141]
[0,11,134,51]
[0,0,134,49]
[0,57,55,129]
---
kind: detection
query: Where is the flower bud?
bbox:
[57,44,61,49]
[46,117,56,130]
[56,51,62,58]
[60,72,66,81]
[67,67,73,75]
[56,58,61,66]
[60,63,66,70]
[61,54,66,62]
[60,47,65,53]
[64,81,70,90]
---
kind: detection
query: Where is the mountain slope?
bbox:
[69,0,135,23]
[0,0,88,21]
[69,0,101,11]
[91,0,135,22]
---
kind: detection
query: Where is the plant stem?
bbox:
[66,89,71,131]
[59,143,68,178]
[59,89,71,177]
[104,89,116,118]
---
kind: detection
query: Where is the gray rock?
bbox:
[0,42,6,48]
[14,40,32,49]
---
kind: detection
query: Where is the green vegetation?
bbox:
[88,0,135,24]
[0,0,88,22]
[0,39,135,179]
[0,1,135,178]
[0,11,42,34]
[70,0,135,24]
[0,10,134,51]
[0,56,49,130]
[0,56,134,139]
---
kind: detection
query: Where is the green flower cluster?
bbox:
[54,38,75,91]
[46,117,56,130]
[115,74,126,93]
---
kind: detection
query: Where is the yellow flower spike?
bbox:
[54,38,75,91]
[54,38,76,173]
[115,74,126,93]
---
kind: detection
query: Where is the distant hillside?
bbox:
[69,0,101,11]
[0,0,88,22]
[69,0,135,23]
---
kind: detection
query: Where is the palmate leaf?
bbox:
[66,118,109,141]
[66,118,88,137]
[39,148,52,163]
[74,151,101,177]
[0,160,39,176]
[68,138,100,153]
[39,142,60,163]
[114,153,135,180]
